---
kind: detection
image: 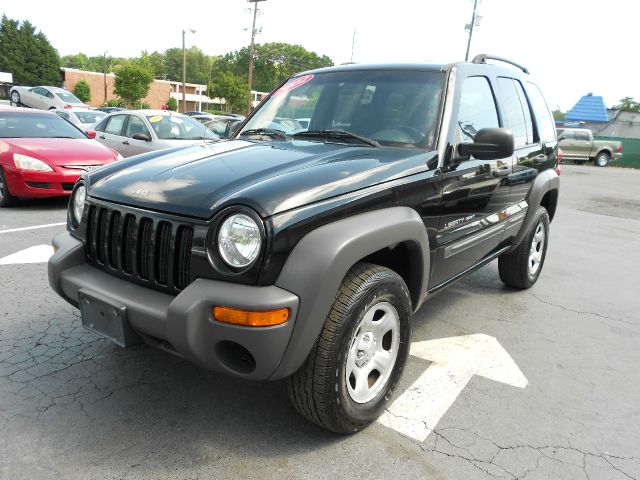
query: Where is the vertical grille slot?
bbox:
[137,218,153,280]
[154,222,172,285]
[174,226,193,290]
[85,205,97,258]
[122,214,136,275]
[95,208,108,264]
[107,211,121,268]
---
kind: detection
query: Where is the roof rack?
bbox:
[471,54,529,74]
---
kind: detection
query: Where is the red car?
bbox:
[0,108,120,207]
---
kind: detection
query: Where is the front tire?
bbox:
[499,206,550,289]
[595,152,610,167]
[0,168,17,207]
[287,263,412,433]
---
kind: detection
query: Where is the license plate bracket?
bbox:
[78,289,141,348]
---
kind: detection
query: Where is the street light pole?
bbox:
[182,28,196,113]
[103,51,108,104]
[246,0,265,115]
[465,0,479,61]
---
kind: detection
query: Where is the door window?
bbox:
[55,111,70,120]
[457,76,499,142]
[525,82,556,142]
[104,115,126,136]
[497,77,533,148]
[125,115,150,138]
[575,130,590,141]
[32,87,48,96]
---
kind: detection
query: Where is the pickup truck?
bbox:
[49,54,560,434]
[557,127,622,167]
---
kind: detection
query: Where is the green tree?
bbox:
[167,97,178,111]
[210,72,246,113]
[0,15,61,85]
[114,62,153,108]
[552,108,565,121]
[613,96,640,113]
[74,80,91,103]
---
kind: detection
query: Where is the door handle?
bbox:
[122,141,130,145]
[99,135,105,139]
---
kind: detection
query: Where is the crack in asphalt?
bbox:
[530,294,638,328]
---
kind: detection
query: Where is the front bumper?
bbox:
[48,232,299,381]
[4,166,81,198]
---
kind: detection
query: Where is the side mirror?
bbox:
[132,133,152,142]
[85,130,97,139]
[458,128,514,160]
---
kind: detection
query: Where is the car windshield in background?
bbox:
[0,112,86,138]
[75,111,106,124]
[147,114,219,140]
[56,92,83,103]
[240,70,444,148]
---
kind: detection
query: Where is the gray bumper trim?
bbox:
[48,232,299,380]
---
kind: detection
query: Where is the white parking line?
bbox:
[0,222,66,234]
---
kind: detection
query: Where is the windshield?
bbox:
[0,111,87,138]
[147,114,219,140]
[240,70,444,148]
[56,92,83,103]
[74,110,106,124]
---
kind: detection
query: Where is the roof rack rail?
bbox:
[471,54,529,74]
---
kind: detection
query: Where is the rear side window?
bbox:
[525,83,556,142]
[457,76,499,142]
[105,115,126,135]
[497,77,533,148]
[575,130,590,141]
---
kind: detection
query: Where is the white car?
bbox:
[52,109,107,130]
[9,86,87,110]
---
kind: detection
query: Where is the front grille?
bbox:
[85,205,194,292]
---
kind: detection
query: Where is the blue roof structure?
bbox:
[566,93,609,122]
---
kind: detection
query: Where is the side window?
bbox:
[55,111,69,120]
[457,76,499,142]
[44,89,54,99]
[125,115,150,138]
[104,115,126,136]
[575,130,590,141]
[497,77,532,148]
[525,82,556,143]
[94,118,108,132]
[32,87,46,96]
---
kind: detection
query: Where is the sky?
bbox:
[2,0,639,111]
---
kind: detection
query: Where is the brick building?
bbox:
[61,68,224,112]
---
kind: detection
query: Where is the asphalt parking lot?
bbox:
[1,164,639,480]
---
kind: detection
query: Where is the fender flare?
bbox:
[509,169,559,251]
[270,206,430,380]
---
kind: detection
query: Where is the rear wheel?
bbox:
[287,262,412,433]
[595,152,610,167]
[0,168,17,207]
[499,206,549,289]
[10,91,20,106]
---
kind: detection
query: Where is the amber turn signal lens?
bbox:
[212,306,290,327]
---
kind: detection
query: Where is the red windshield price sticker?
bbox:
[273,74,314,97]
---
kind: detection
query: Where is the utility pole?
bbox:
[465,0,479,61]
[351,29,356,62]
[103,51,108,104]
[182,28,196,113]
[246,0,266,115]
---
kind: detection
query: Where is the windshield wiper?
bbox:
[239,128,291,140]
[293,130,380,147]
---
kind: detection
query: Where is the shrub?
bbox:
[167,97,178,111]
[74,80,91,103]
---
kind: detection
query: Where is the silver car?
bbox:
[9,86,87,110]
[52,109,107,129]
[92,110,220,157]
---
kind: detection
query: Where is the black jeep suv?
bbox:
[49,54,559,434]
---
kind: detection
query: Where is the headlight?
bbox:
[13,153,53,172]
[71,185,86,226]
[217,213,262,268]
